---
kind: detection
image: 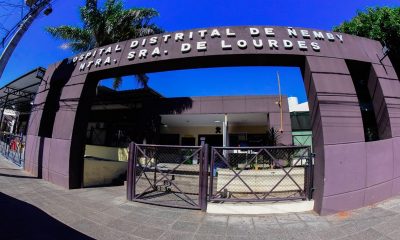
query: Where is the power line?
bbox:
[0,0,52,49]
[0,0,53,80]
[0,0,28,49]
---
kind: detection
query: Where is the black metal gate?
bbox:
[127,143,208,210]
[209,146,313,202]
[127,143,314,210]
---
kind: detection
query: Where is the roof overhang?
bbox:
[0,67,45,111]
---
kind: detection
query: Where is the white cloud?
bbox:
[59,43,70,50]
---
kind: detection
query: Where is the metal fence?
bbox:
[127,143,208,210]
[127,143,314,210]
[0,132,25,167]
[209,146,313,202]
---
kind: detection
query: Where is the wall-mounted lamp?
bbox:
[36,68,45,79]
[379,45,390,63]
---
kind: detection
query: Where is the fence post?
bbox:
[208,147,215,201]
[199,144,209,211]
[305,147,314,200]
[127,142,136,201]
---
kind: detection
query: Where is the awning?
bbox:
[0,67,45,113]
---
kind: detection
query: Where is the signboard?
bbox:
[70,26,345,72]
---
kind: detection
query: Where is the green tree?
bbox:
[334,7,400,77]
[46,0,163,89]
[266,127,280,146]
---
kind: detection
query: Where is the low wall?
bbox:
[83,158,127,187]
[84,145,128,161]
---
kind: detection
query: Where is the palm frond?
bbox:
[135,74,149,88]
[47,0,164,87]
[46,26,94,51]
[113,76,122,90]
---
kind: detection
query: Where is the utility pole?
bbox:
[0,0,52,80]
[277,71,284,133]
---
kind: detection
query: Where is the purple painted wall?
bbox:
[173,95,292,145]
[24,26,400,215]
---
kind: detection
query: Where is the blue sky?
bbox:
[1,0,399,102]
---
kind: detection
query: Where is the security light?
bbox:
[44,6,52,16]
[25,0,38,7]
[36,68,45,79]
[382,46,389,56]
[379,44,390,63]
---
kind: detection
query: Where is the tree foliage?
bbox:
[266,127,281,146]
[46,0,163,89]
[334,7,400,76]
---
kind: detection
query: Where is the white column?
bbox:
[223,114,228,147]
[223,114,228,158]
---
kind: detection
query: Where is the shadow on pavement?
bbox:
[0,173,36,179]
[0,192,94,240]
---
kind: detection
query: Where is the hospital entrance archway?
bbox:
[25,26,400,215]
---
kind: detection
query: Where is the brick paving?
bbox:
[1,157,400,240]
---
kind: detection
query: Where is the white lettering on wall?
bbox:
[301,30,310,39]
[221,40,232,50]
[283,40,293,49]
[268,39,279,49]
[74,26,346,68]
[311,42,321,51]
[226,28,236,37]
[250,28,260,37]
[336,34,344,43]
[181,43,191,53]
[253,39,263,49]
[163,35,171,43]
[197,41,207,51]
[127,51,136,60]
[326,33,335,41]
[237,40,247,49]
[313,31,325,40]
[150,37,158,45]
[104,57,111,65]
[175,33,184,41]
[287,28,297,38]
[264,28,275,37]
[198,30,207,39]
[298,41,307,50]
[211,29,221,38]
[139,49,147,58]
[151,47,161,57]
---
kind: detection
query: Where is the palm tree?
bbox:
[46,0,163,89]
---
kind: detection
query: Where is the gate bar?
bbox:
[199,144,208,211]
[127,142,135,201]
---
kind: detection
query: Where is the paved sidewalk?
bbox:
[1,158,400,240]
